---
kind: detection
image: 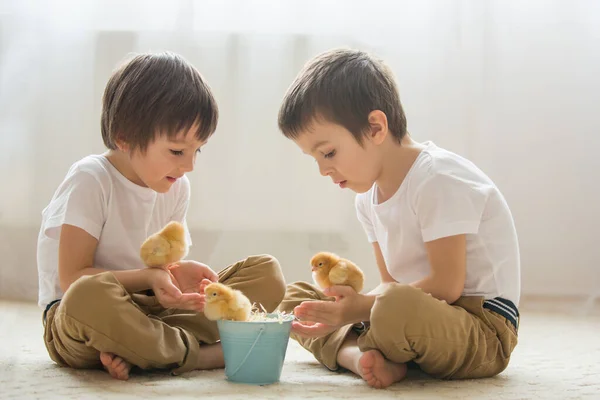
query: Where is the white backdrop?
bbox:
[1,0,599,301]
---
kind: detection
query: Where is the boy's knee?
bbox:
[248,254,286,310]
[377,283,423,309]
[371,284,423,328]
[262,254,286,298]
[360,285,427,359]
[246,254,277,265]
[286,281,320,296]
[277,281,325,314]
[246,254,280,276]
[60,272,123,321]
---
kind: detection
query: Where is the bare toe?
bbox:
[358,350,407,389]
[100,352,132,381]
[100,352,114,366]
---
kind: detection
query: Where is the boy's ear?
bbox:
[115,137,130,152]
[367,110,388,145]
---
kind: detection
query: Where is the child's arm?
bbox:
[351,243,396,304]
[373,242,396,284]
[58,224,158,293]
[367,242,397,295]
[410,234,466,304]
[369,236,466,304]
[59,224,205,310]
[335,236,465,325]
[57,222,210,313]
[293,234,468,337]
[294,242,395,333]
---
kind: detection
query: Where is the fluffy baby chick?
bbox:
[311,252,365,293]
[203,282,252,322]
[140,221,187,268]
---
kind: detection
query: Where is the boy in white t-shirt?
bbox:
[38,52,285,380]
[276,48,520,388]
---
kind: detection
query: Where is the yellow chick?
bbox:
[140,221,187,268]
[311,252,365,293]
[203,282,252,322]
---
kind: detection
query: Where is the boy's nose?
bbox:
[317,161,332,177]
[181,155,194,172]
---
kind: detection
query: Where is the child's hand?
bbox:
[291,320,339,338]
[293,285,374,336]
[148,268,205,311]
[167,260,219,294]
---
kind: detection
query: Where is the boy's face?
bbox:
[124,124,206,193]
[293,119,383,194]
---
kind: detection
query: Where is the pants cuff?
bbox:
[318,324,358,371]
[170,328,202,375]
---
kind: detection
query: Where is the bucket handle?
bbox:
[227,326,265,378]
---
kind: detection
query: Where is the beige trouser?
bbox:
[43,255,286,375]
[278,282,518,379]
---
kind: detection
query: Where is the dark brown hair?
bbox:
[101,52,218,152]
[278,48,406,144]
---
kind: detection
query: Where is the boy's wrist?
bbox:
[358,294,377,322]
[142,267,164,288]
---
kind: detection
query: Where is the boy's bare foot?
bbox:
[358,350,407,389]
[100,352,132,380]
[337,333,407,389]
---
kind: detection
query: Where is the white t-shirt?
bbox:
[37,154,192,309]
[355,141,521,305]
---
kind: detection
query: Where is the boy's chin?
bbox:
[148,181,173,194]
[349,182,373,194]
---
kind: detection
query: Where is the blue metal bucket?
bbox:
[217,314,294,385]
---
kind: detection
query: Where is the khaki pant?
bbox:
[278,282,518,379]
[43,255,286,375]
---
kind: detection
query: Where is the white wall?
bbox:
[1,0,599,301]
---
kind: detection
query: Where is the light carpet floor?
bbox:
[1,300,599,399]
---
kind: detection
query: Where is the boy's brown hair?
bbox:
[101,52,218,152]
[278,48,407,144]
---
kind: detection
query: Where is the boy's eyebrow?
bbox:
[169,137,205,147]
[311,140,330,153]
[169,138,189,144]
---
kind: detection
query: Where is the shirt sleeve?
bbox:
[413,172,491,242]
[170,175,193,249]
[42,167,106,240]
[355,194,377,243]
